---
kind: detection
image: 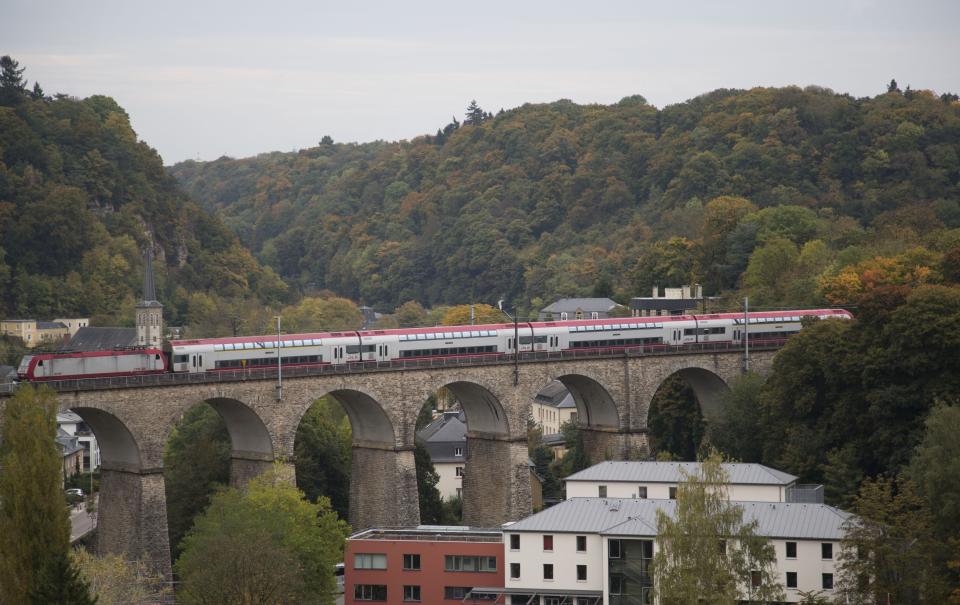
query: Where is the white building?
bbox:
[564,461,807,503]
[482,497,849,605]
[532,381,578,436]
[57,410,100,472]
[416,410,466,500]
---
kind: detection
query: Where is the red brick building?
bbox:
[345,526,504,604]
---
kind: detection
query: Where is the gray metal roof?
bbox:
[564,461,797,486]
[61,327,137,352]
[504,498,851,540]
[534,380,576,409]
[416,410,466,463]
[540,298,620,314]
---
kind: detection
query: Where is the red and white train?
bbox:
[17,309,852,382]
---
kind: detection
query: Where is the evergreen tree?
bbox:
[0,55,27,105]
[30,81,45,100]
[414,443,444,523]
[29,552,97,605]
[887,78,900,93]
[465,100,485,125]
[0,386,73,601]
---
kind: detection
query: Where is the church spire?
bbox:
[143,245,157,303]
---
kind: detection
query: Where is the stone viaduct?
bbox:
[0,348,776,582]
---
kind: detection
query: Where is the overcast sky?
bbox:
[5,0,959,165]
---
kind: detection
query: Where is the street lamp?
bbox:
[275,315,283,400]
[497,299,519,386]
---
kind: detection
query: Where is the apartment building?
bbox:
[344,526,504,604]
[417,410,467,500]
[564,461,805,503]
[531,381,578,436]
[489,497,849,605]
[1,318,87,348]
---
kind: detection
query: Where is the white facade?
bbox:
[566,480,786,503]
[435,460,464,500]
[57,411,100,472]
[499,497,849,605]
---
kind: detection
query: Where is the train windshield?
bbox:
[17,356,34,374]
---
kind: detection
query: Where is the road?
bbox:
[70,499,97,543]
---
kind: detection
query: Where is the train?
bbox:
[16,308,852,382]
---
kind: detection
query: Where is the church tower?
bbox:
[136,246,164,347]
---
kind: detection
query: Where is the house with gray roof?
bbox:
[485,497,851,604]
[61,327,138,352]
[416,410,467,500]
[532,380,578,437]
[564,460,809,503]
[537,298,625,322]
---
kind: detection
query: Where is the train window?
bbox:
[294,340,303,346]
[155,354,161,360]
[362,345,375,353]
[444,332,454,339]
[399,335,407,341]
[346,345,360,354]
[214,344,223,351]
[519,336,533,345]
[416,334,425,340]
[535,336,547,343]
[174,355,188,363]
[38,359,44,366]
[471,330,480,337]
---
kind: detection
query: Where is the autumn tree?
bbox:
[175,465,348,605]
[440,303,506,326]
[73,549,170,605]
[0,386,93,603]
[652,452,783,604]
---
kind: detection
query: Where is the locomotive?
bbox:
[16,308,852,382]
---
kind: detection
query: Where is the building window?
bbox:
[444,587,471,600]
[545,599,562,605]
[355,584,387,601]
[543,564,554,580]
[543,535,553,551]
[609,539,622,559]
[510,534,520,550]
[669,486,678,499]
[591,312,599,319]
[822,543,833,560]
[786,571,798,589]
[610,574,624,594]
[598,485,607,497]
[560,312,568,320]
[637,486,647,499]
[822,573,834,590]
[577,565,587,581]
[456,466,465,477]
[445,555,496,572]
[510,563,520,579]
[403,554,420,570]
[751,571,761,587]
[403,585,421,601]
[455,447,463,457]
[456,487,462,498]
[786,541,797,559]
[576,535,587,552]
[354,553,387,569]
[576,311,584,320]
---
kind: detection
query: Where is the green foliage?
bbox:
[837,476,950,604]
[163,404,230,558]
[29,552,96,605]
[171,86,960,309]
[648,374,705,460]
[710,372,766,463]
[0,56,283,324]
[295,397,352,520]
[0,386,72,602]
[175,465,348,605]
[908,402,960,539]
[652,451,784,604]
[414,443,444,524]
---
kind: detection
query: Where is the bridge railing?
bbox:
[0,339,787,395]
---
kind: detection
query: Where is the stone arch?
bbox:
[70,406,143,472]
[322,388,397,446]
[439,380,510,437]
[552,373,620,429]
[650,367,732,424]
[289,386,413,531]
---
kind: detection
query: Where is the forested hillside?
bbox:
[0,57,286,329]
[172,84,960,314]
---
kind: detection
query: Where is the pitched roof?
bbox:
[540,298,620,314]
[504,497,851,540]
[61,327,137,352]
[534,380,576,409]
[564,461,797,486]
[416,410,466,462]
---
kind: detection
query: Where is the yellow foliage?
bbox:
[440,304,506,326]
